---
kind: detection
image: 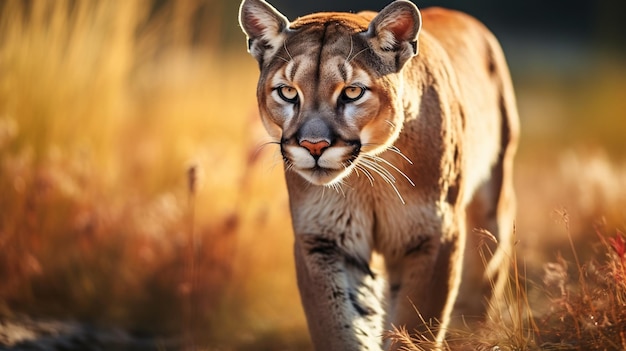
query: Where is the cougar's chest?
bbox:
[370,188,444,259]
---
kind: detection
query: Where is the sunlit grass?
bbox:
[0,0,303,347]
[388,225,626,351]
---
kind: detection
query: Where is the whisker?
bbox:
[368,154,415,187]
[329,181,347,198]
[361,156,397,183]
[356,164,375,186]
[346,160,375,187]
[389,185,406,205]
[344,35,354,66]
[387,145,414,165]
[361,142,414,166]
[361,142,386,153]
[252,140,283,173]
[267,151,283,172]
[384,120,396,129]
[348,47,370,64]
[275,55,290,63]
[283,39,293,62]
[360,159,396,185]
[282,157,295,173]
[360,159,406,204]
[359,149,416,204]
[254,140,281,155]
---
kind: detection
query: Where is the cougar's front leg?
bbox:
[295,233,385,351]
[386,212,466,348]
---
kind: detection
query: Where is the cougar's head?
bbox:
[239,0,421,186]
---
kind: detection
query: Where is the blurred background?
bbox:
[0,0,624,350]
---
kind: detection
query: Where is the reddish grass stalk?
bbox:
[184,164,198,350]
[558,208,597,339]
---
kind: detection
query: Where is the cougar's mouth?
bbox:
[281,139,361,186]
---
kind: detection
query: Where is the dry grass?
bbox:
[0,0,625,350]
[386,153,626,350]
[0,0,302,347]
[388,225,626,351]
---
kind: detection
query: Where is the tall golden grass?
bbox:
[0,0,305,347]
[0,0,625,350]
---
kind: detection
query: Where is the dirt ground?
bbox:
[0,316,179,351]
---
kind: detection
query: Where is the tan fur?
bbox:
[239,1,519,350]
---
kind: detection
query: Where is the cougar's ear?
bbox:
[365,0,421,71]
[239,0,290,66]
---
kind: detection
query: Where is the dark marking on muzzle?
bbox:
[296,118,335,158]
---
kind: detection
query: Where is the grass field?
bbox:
[0,1,625,350]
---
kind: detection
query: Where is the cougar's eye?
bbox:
[276,85,298,103]
[341,86,366,102]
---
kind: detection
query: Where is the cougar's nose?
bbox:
[299,139,330,157]
[297,117,332,157]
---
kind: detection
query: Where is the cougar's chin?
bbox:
[296,165,355,186]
